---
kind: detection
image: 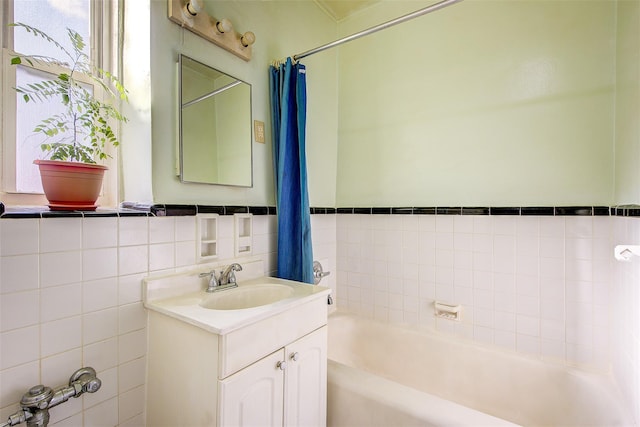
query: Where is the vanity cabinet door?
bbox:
[218,326,327,427]
[284,326,327,427]
[218,349,285,427]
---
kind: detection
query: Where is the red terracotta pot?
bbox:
[34,160,107,211]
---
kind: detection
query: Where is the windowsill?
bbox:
[0,203,150,218]
[0,202,279,218]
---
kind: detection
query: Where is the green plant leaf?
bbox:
[11,21,129,163]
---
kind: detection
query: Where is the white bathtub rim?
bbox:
[328,359,521,427]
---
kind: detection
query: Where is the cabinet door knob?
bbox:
[290,352,300,362]
[276,361,287,371]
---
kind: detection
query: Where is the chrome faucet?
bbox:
[220,263,243,286]
[199,263,242,293]
[199,270,220,293]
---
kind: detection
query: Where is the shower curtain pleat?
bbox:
[269,58,314,284]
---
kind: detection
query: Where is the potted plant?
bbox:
[9,22,128,211]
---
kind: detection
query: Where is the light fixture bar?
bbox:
[168,0,255,61]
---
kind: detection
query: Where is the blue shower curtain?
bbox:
[269,58,314,284]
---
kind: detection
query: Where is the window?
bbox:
[1,0,119,206]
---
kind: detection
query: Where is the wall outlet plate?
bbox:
[254,120,265,143]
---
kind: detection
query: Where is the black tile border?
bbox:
[150,205,266,216]
[249,206,269,215]
[197,205,225,215]
[463,207,490,215]
[436,207,462,215]
[311,207,336,214]
[353,208,371,214]
[490,207,520,215]
[150,204,197,217]
[392,207,414,215]
[372,207,391,215]
[521,207,555,216]
[3,202,640,219]
[336,208,353,214]
[594,206,611,216]
[613,206,640,217]
[225,205,249,215]
[555,206,593,216]
[331,205,640,218]
[412,207,436,215]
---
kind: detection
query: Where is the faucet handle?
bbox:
[199,269,215,278]
[199,270,219,292]
[227,270,237,284]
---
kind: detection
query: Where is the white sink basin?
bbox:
[144,264,331,334]
[200,283,295,310]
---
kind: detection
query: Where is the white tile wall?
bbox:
[310,215,337,300]
[334,212,640,424]
[1,211,636,426]
[612,217,640,425]
[0,214,277,427]
[336,214,616,372]
[253,215,278,275]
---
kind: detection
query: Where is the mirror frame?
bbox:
[178,54,253,187]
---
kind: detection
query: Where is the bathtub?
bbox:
[327,311,633,427]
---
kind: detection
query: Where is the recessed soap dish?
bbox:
[197,214,218,261]
[234,213,253,257]
[434,301,462,322]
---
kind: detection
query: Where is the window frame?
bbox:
[0,0,120,207]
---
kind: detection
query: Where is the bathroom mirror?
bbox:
[178,54,252,186]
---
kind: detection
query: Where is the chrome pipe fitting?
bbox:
[1,367,101,427]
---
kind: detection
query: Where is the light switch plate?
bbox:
[254,120,265,143]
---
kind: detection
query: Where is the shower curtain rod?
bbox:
[292,0,463,61]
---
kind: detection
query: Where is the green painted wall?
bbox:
[216,82,252,185]
[335,0,616,206]
[148,0,338,206]
[614,0,640,205]
[138,0,634,208]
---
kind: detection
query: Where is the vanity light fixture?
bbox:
[215,18,233,34]
[241,31,256,47]
[168,0,256,61]
[180,0,203,25]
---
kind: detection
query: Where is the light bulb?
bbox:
[216,18,233,34]
[241,31,256,47]
[186,0,203,15]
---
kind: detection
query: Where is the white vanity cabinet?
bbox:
[219,327,327,427]
[283,327,327,426]
[145,279,329,427]
[218,349,285,427]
